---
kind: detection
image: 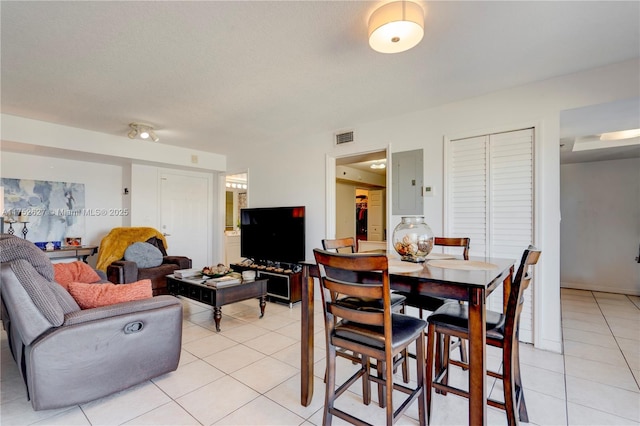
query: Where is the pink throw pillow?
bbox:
[68,280,153,309]
[53,261,101,290]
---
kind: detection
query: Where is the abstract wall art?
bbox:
[1,177,86,243]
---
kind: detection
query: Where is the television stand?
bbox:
[231,263,302,308]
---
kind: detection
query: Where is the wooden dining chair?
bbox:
[313,249,427,426]
[322,238,410,388]
[398,237,471,366]
[322,237,406,313]
[357,239,388,253]
[400,237,471,317]
[425,245,541,426]
[322,237,358,253]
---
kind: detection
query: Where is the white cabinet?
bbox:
[446,128,534,342]
[224,232,242,265]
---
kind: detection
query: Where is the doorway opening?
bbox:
[224,172,247,265]
[335,150,387,251]
[224,173,247,231]
[559,99,640,296]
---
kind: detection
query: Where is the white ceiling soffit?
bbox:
[1,1,639,157]
[572,135,640,152]
[560,98,640,164]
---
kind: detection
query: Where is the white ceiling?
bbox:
[1,1,639,159]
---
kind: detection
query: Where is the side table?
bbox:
[43,245,98,263]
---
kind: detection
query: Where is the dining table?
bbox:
[299,252,516,426]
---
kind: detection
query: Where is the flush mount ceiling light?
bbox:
[370,160,387,169]
[128,123,159,142]
[368,1,424,54]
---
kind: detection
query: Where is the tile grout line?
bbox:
[559,290,571,426]
[595,293,640,392]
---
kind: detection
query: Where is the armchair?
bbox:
[0,234,183,411]
[97,227,192,295]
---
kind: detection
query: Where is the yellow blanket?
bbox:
[96,227,168,271]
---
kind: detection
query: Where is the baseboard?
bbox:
[561,281,640,297]
[534,337,562,354]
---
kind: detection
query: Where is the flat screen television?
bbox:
[240,206,306,264]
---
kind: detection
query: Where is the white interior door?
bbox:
[160,171,210,268]
[367,189,385,241]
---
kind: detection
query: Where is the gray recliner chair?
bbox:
[0,234,183,411]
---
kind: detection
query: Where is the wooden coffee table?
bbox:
[167,275,267,331]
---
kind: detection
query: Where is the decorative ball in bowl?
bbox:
[201,264,231,278]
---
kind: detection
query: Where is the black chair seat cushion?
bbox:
[396,292,451,312]
[333,313,427,351]
[337,292,406,310]
[427,301,506,340]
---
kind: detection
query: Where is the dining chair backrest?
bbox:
[505,245,541,342]
[321,237,356,254]
[313,249,391,338]
[357,239,388,253]
[434,237,470,260]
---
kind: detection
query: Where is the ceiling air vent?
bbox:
[335,130,354,145]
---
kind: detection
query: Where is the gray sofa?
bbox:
[0,234,183,411]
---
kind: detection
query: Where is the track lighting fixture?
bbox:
[128,123,159,142]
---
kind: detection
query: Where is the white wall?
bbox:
[335,182,356,240]
[225,59,640,353]
[0,151,124,265]
[130,164,161,227]
[560,157,640,295]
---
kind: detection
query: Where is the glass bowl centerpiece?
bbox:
[392,216,434,262]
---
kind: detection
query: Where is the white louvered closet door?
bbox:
[447,128,534,343]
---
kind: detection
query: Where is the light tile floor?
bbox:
[1,288,638,425]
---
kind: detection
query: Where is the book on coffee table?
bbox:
[206,275,241,287]
[174,268,201,279]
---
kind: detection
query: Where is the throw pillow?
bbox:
[53,261,101,290]
[124,242,163,268]
[68,280,153,309]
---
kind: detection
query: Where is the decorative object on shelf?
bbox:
[368,1,424,54]
[392,216,434,262]
[4,209,16,235]
[65,237,82,246]
[18,211,28,223]
[128,122,159,142]
[35,241,62,251]
[18,210,29,239]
